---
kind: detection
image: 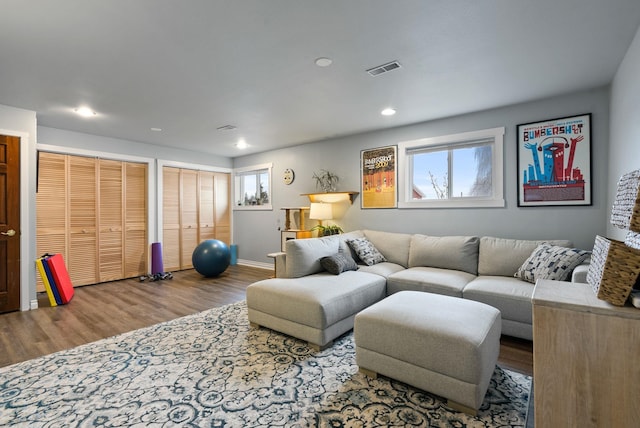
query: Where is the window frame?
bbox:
[233,162,273,211]
[397,127,505,208]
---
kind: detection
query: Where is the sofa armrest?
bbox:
[268,252,287,278]
[571,261,590,283]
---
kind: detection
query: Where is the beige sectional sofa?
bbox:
[247,229,583,348]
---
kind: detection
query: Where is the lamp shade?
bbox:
[309,202,333,221]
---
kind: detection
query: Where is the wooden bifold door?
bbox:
[36,152,148,290]
[162,167,230,272]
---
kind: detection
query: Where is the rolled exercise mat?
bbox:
[151,242,164,274]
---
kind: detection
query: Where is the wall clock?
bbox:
[283,168,295,185]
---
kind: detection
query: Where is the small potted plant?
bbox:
[313,170,340,192]
[311,223,344,237]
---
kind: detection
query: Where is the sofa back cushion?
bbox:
[408,235,480,275]
[285,236,340,278]
[478,236,573,276]
[337,230,366,260]
[363,229,412,268]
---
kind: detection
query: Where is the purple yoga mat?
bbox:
[151,242,164,274]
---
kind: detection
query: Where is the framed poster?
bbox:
[517,113,592,207]
[361,145,397,208]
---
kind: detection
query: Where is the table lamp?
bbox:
[309,202,333,226]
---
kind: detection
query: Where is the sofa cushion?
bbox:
[347,237,386,266]
[478,236,573,276]
[408,235,479,275]
[337,230,366,260]
[514,244,590,283]
[363,230,412,268]
[357,262,406,279]
[387,267,476,297]
[285,236,340,278]
[320,250,358,275]
[463,276,535,325]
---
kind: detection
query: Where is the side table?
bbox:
[532,279,640,427]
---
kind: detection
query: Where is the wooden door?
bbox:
[0,135,20,313]
[37,153,148,287]
[124,162,147,277]
[198,171,215,241]
[68,156,98,286]
[162,167,181,271]
[36,152,68,291]
[180,169,198,268]
[214,172,231,244]
[98,159,123,282]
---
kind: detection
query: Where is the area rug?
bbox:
[0,301,530,427]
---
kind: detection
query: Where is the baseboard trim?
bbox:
[30,299,38,310]
[237,259,273,270]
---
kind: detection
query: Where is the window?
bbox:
[233,163,272,210]
[398,127,504,208]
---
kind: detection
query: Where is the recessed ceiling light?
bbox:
[235,139,248,149]
[74,106,96,117]
[381,108,397,116]
[315,57,333,67]
[150,127,162,132]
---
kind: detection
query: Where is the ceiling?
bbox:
[2,1,640,158]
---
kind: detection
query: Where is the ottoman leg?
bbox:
[359,367,378,379]
[447,400,478,417]
[308,341,332,352]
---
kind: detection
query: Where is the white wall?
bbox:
[0,104,37,310]
[234,88,610,264]
[608,24,640,240]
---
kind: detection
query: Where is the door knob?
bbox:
[1,229,16,237]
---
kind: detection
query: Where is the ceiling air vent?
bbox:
[216,125,237,131]
[366,61,402,76]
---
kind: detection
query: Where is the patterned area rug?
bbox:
[0,302,530,427]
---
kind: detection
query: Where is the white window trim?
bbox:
[233,162,273,211]
[398,127,505,209]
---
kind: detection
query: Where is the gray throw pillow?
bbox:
[514,244,590,283]
[320,252,358,275]
[347,237,386,266]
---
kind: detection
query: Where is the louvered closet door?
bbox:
[180,169,199,269]
[98,159,123,282]
[214,172,231,244]
[35,152,68,292]
[68,156,98,286]
[162,167,181,271]
[198,171,215,241]
[124,162,147,277]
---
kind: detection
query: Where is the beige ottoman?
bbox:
[354,291,501,414]
[247,271,387,350]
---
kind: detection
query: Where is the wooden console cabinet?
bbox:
[532,280,640,427]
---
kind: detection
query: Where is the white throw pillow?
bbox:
[514,244,590,283]
[347,237,386,266]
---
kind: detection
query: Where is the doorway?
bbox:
[0,135,21,313]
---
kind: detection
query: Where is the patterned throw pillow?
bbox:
[320,251,358,275]
[514,243,590,283]
[346,237,386,266]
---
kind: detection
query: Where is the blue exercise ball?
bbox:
[192,239,231,277]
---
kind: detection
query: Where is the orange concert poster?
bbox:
[361,145,397,209]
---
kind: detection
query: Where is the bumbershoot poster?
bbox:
[361,145,397,208]
[517,113,591,206]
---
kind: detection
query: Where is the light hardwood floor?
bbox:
[0,265,533,375]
